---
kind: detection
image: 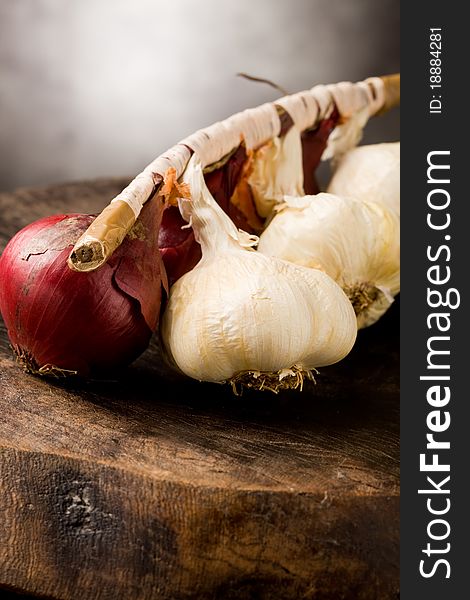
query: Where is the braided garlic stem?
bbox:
[68,73,399,273]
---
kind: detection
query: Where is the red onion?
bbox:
[0,198,165,377]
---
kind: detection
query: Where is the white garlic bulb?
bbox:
[327,142,400,215]
[161,157,357,392]
[257,193,400,329]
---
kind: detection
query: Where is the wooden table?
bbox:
[0,180,399,599]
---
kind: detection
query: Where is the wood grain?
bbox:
[0,181,399,599]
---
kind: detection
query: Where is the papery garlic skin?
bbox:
[327,142,400,216]
[321,105,371,161]
[248,126,304,218]
[257,193,400,329]
[161,157,357,390]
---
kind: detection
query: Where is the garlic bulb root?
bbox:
[343,282,394,329]
[230,365,317,395]
[343,282,381,315]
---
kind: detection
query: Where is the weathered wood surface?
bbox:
[0,181,399,599]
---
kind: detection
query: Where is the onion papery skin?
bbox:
[158,145,248,286]
[301,109,340,195]
[159,206,202,288]
[205,144,251,231]
[0,199,164,377]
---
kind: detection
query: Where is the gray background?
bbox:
[0,0,399,192]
